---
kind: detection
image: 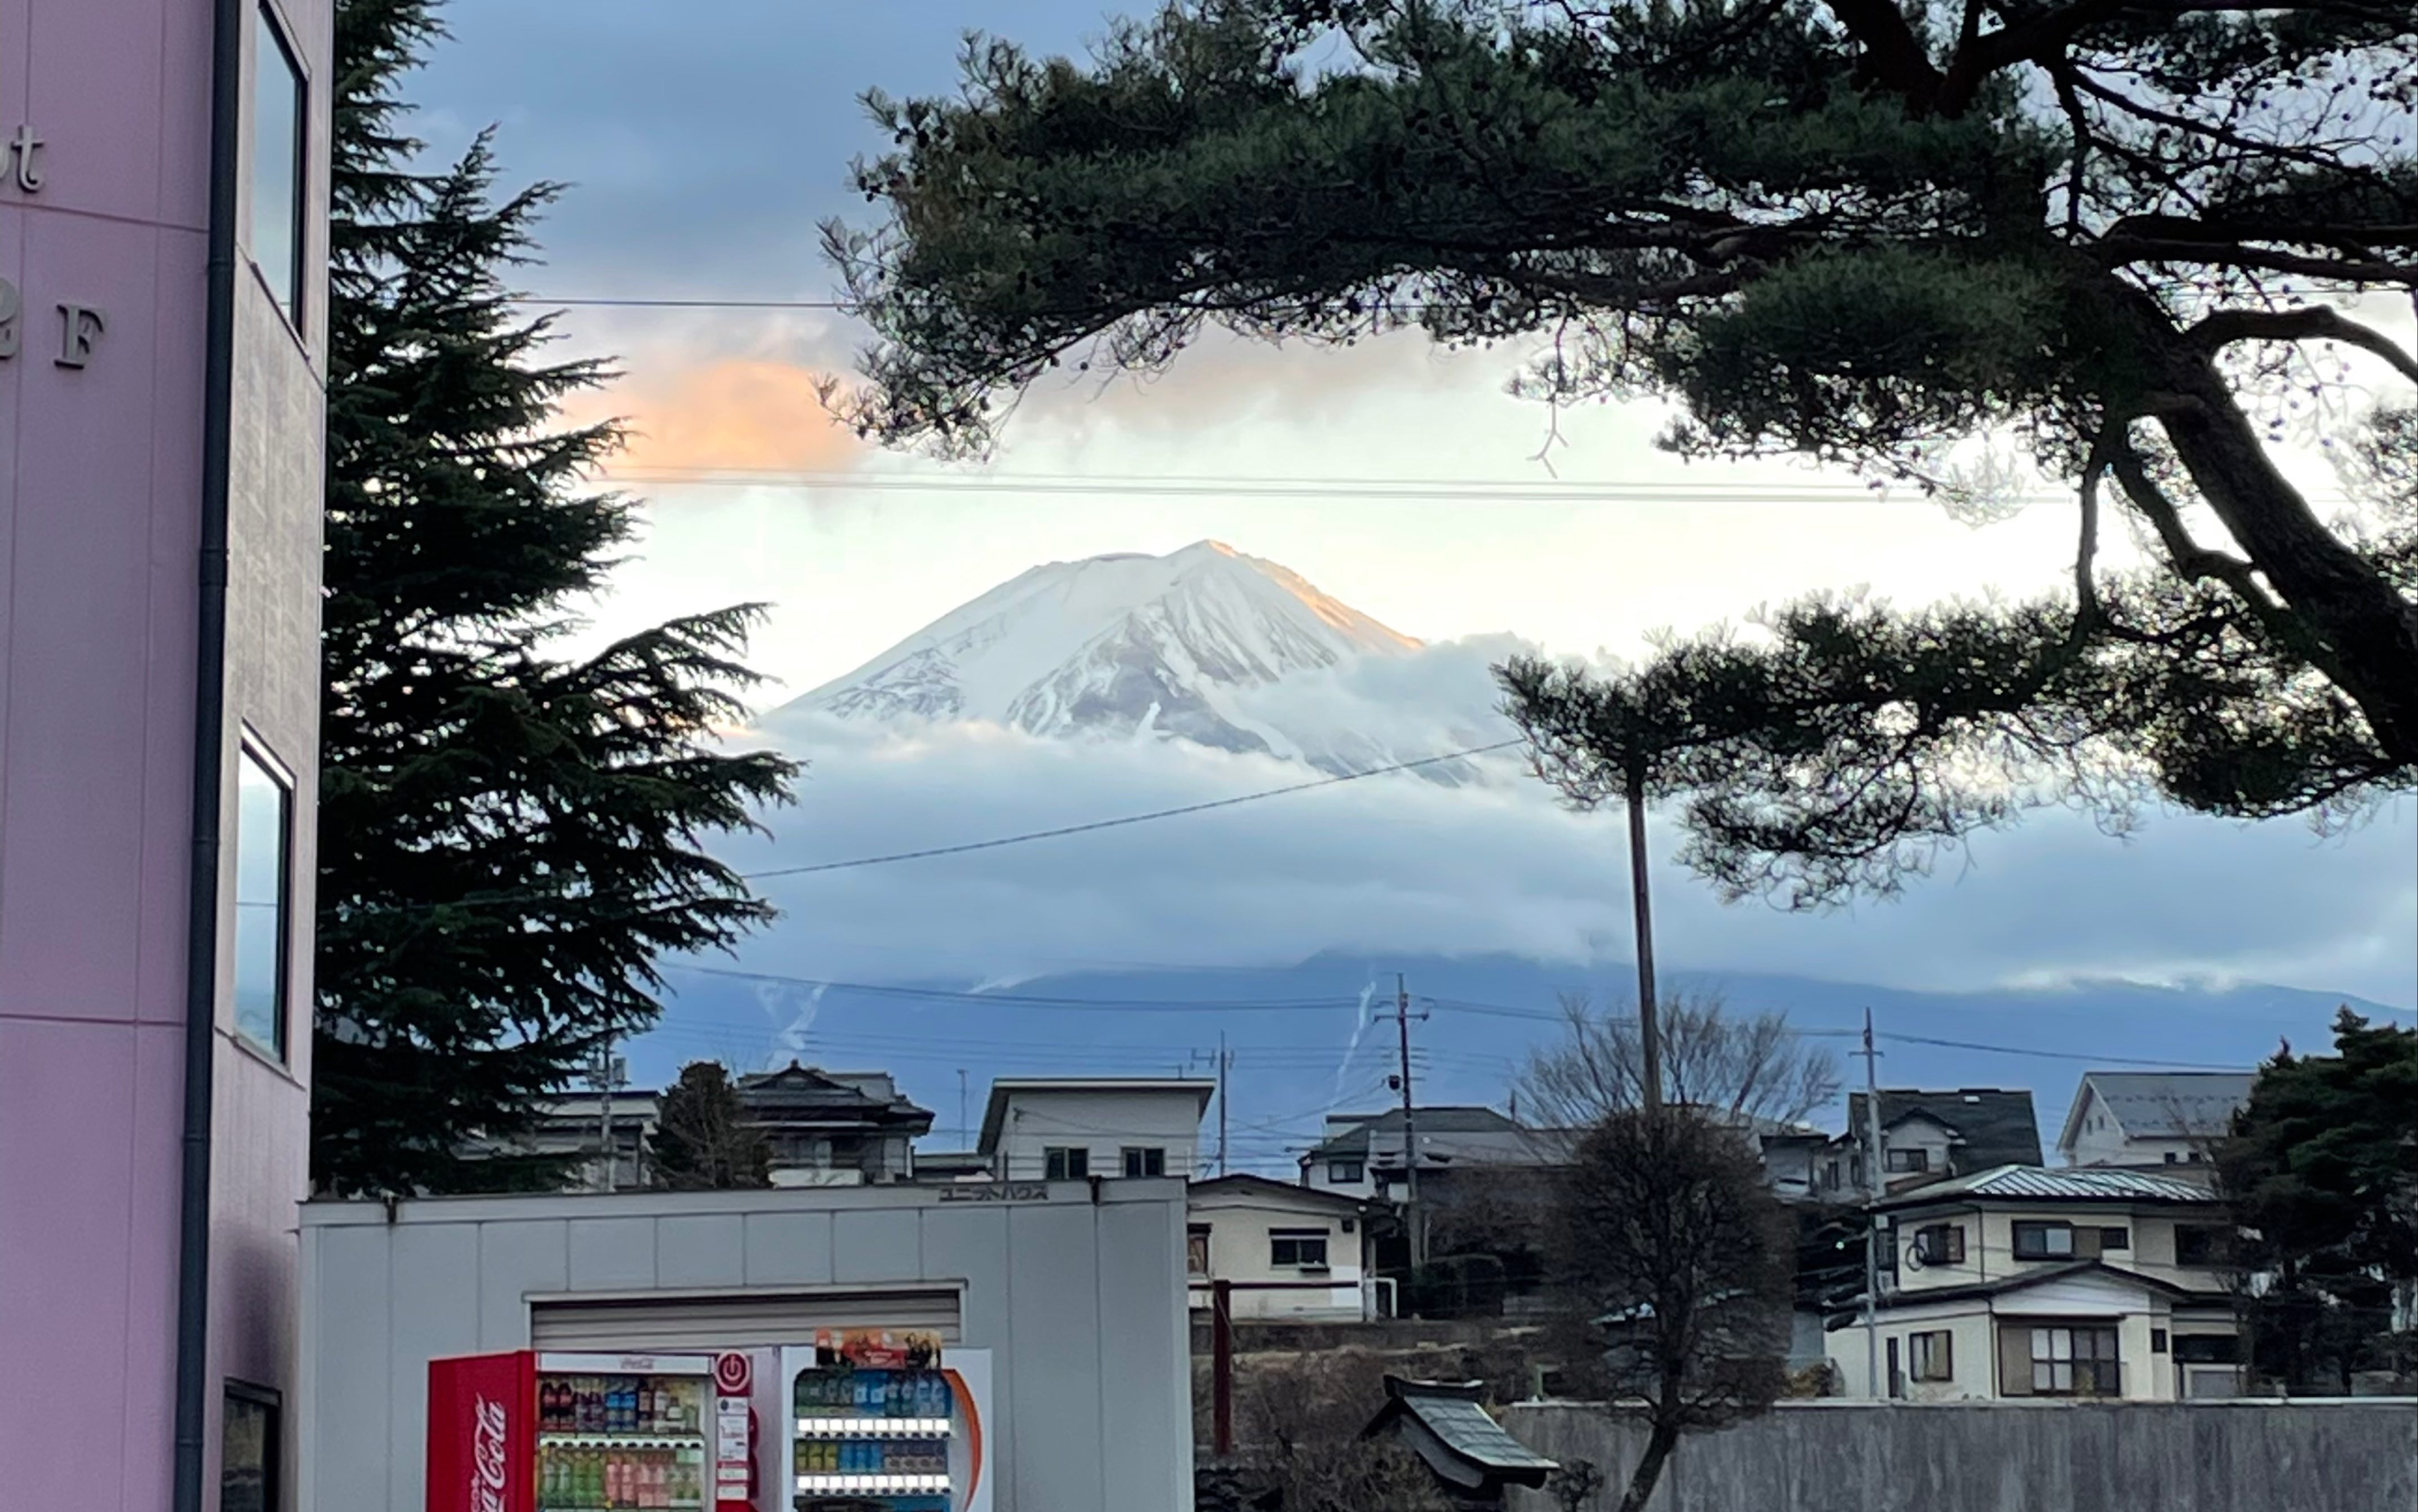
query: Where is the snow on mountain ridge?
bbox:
[770,541,1484,773]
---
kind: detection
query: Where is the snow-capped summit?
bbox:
[767,541,1485,773]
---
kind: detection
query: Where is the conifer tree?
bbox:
[825,0,2417,902]
[651,1062,775,1191]
[315,0,798,1195]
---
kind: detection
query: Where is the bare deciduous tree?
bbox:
[1519,990,1841,1135]
[1557,1109,1794,1512]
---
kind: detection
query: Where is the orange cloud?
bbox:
[587,359,863,477]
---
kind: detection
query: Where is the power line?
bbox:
[1875,1030,2253,1072]
[736,739,1523,880]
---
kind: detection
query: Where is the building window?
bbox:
[1269,1229,1330,1268]
[2175,1224,2230,1266]
[232,741,293,1059]
[1909,1330,1954,1382]
[2151,1328,2170,1354]
[1886,1148,1929,1174]
[1328,1159,1364,1184]
[2029,1325,2120,1396]
[2098,1226,2130,1251]
[1914,1223,1967,1266]
[1186,1225,1210,1276]
[252,5,306,324]
[223,1381,280,1512]
[2163,1151,2179,1164]
[1043,1146,1088,1180]
[2012,1221,2075,1260]
[1823,1160,1840,1190]
[2174,1333,2240,1364]
[1122,1146,1166,1179]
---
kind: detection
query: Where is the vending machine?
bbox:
[429,1349,758,1512]
[778,1332,993,1512]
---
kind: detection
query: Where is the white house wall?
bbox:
[993,1089,1206,1181]
[1186,1190,1366,1320]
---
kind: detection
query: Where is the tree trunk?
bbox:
[1614,1417,1682,1512]
[2155,353,2418,769]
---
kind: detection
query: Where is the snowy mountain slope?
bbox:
[763,541,1514,777]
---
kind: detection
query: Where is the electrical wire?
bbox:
[1875,1031,2255,1073]
[666,963,1362,1013]
[735,739,1524,879]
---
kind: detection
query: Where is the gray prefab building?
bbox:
[300,1180,1195,1512]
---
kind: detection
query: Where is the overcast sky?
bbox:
[405,2,2415,1102]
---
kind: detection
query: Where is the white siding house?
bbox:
[2056,1071,2256,1173]
[1186,1175,1380,1321]
[977,1078,1214,1183]
[1825,1166,2246,1403]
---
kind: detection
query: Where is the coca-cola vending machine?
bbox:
[429,1350,762,1512]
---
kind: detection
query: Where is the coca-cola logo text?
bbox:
[470,1397,510,1512]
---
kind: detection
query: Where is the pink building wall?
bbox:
[0,2,329,1508]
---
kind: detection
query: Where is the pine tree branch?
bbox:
[2189,306,2418,389]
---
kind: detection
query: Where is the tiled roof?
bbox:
[1877,1162,2215,1208]
[1308,1107,1535,1158]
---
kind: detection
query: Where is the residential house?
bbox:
[470,1089,660,1192]
[460,1061,931,1190]
[976,1077,1214,1182]
[1824,1166,2246,1402]
[1187,1174,1383,1320]
[1812,1088,2044,1198]
[739,1061,934,1186]
[1301,1107,1573,1201]
[2057,1070,2256,1176]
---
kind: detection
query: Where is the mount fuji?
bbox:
[763,541,1518,779]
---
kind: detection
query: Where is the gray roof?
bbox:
[1829,1259,2233,1321]
[1360,1378,1556,1489]
[1874,1162,2216,1209]
[2059,1071,2256,1151]
[1308,1107,1539,1159]
[1845,1088,2042,1171]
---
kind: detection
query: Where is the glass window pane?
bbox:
[252,7,305,323]
[222,1388,277,1512]
[233,746,290,1057]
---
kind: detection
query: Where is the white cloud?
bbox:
[721,713,2417,1011]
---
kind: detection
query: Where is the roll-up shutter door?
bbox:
[530,1288,962,1352]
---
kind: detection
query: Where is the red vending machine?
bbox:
[429,1350,746,1512]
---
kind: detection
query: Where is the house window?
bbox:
[2175,1224,2230,1266]
[2163,1151,2179,1164]
[1823,1160,1840,1190]
[2174,1334,2240,1364]
[1043,1146,1088,1180]
[2012,1221,2076,1260]
[1328,1159,1364,1184]
[1886,1148,1929,1175]
[1269,1229,1330,1268]
[232,741,293,1060]
[2098,1226,2130,1251]
[223,1381,279,1512]
[1122,1146,1166,1178]
[1909,1330,1954,1382]
[1914,1223,1967,1266]
[252,5,306,324]
[1186,1225,1210,1276]
[2151,1329,2170,1354]
[2029,1325,2121,1396]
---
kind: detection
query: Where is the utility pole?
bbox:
[1216,1031,1232,1178]
[1860,1007,1886,1400]
[1625,767,1664,1112]
[957,1069,968,1149]
[588,1036,626,1193]
[1383,973,1432,1269]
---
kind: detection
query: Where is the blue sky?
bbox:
[403,3,2416,1141]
